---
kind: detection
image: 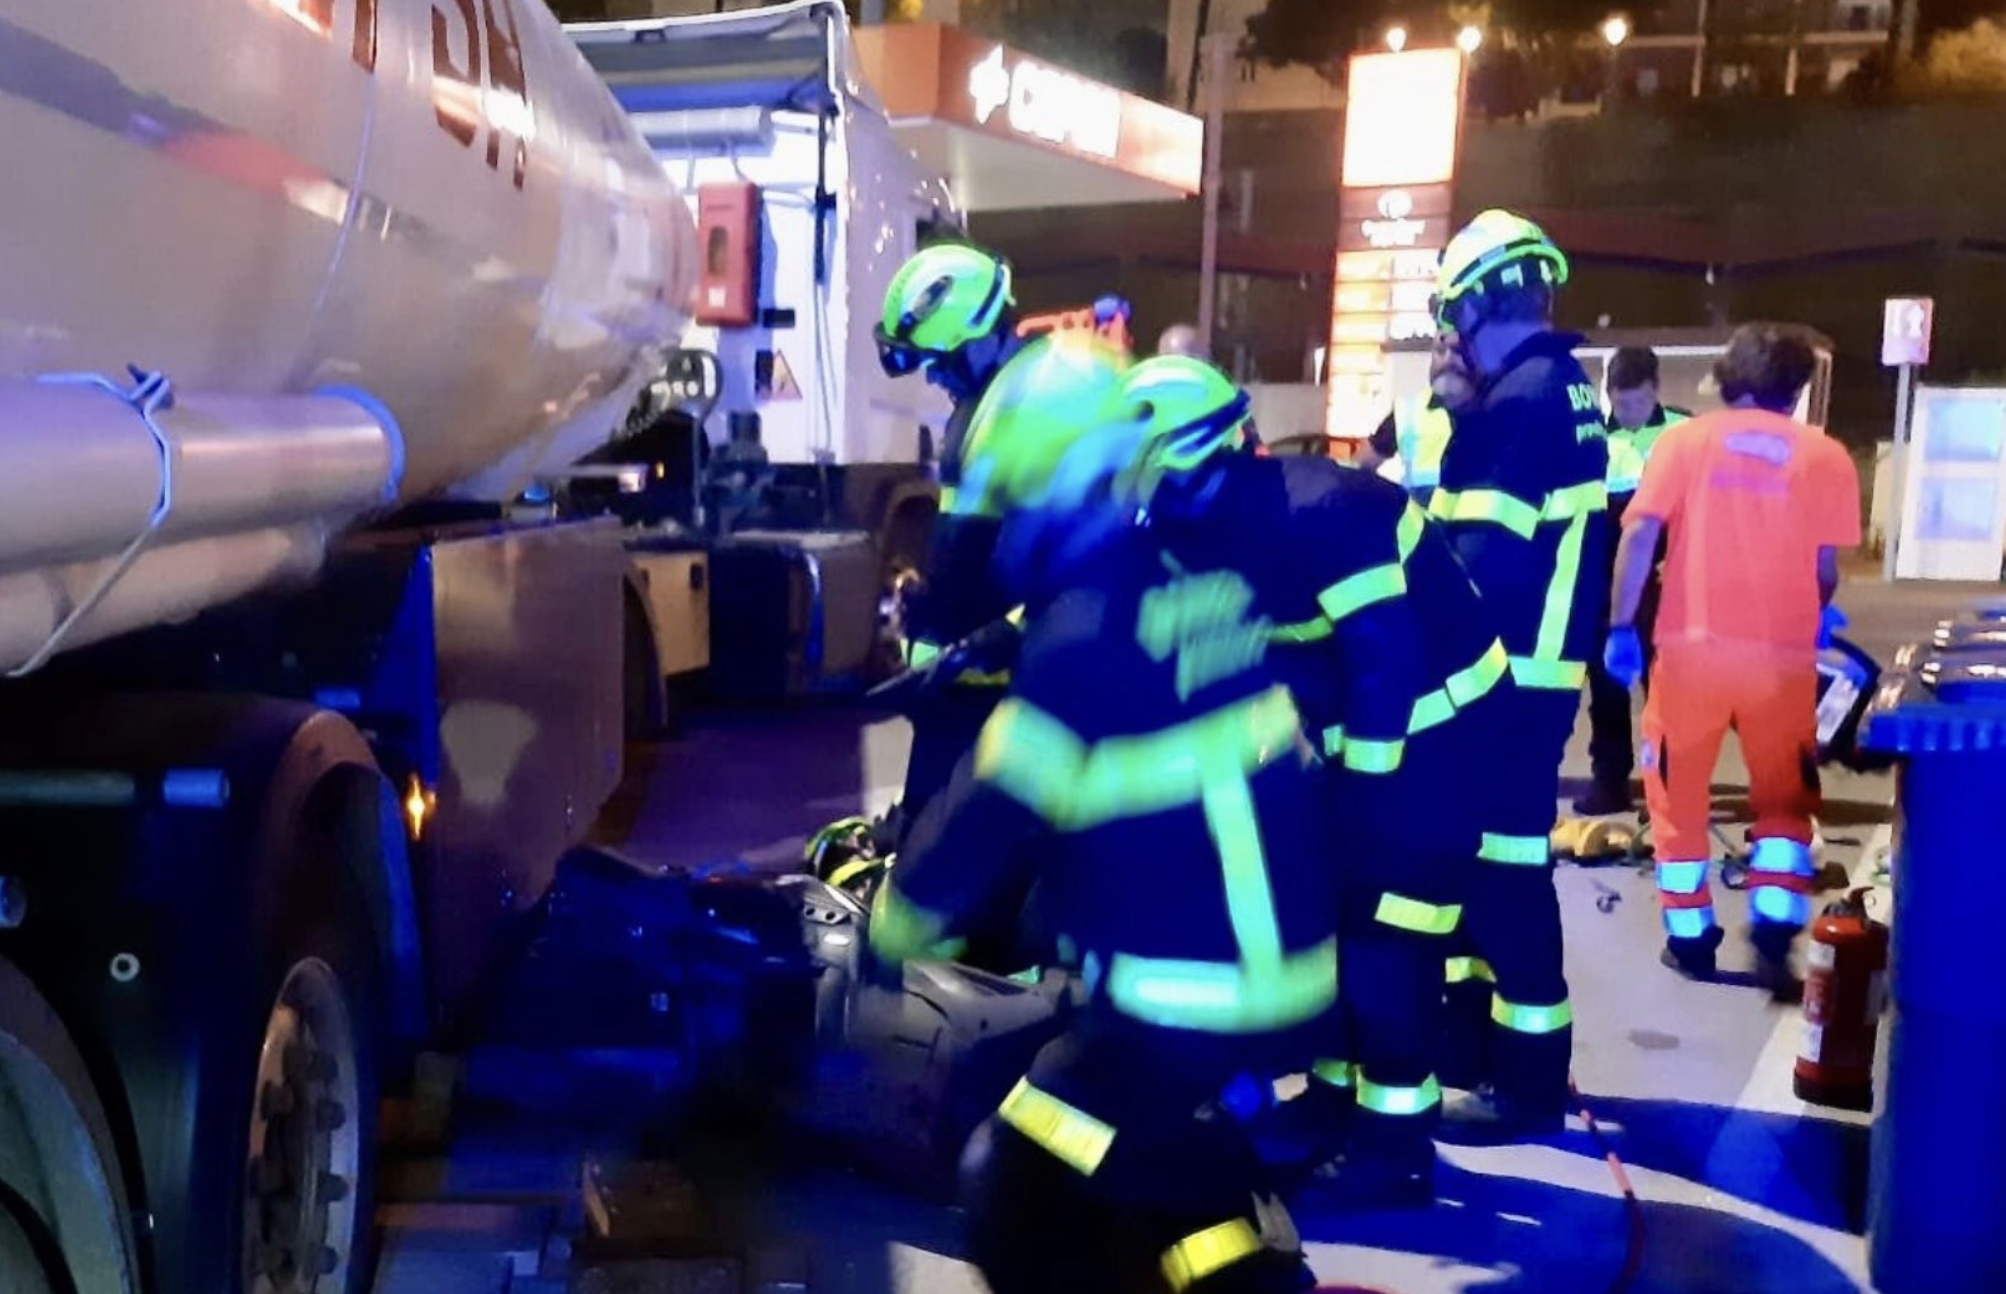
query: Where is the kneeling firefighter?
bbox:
[869,333,1335,1294]
[1121,356,1513,1208]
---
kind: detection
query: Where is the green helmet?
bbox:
[1118,355,1253,505]
[952,332,1137,521]
[1433,209,1570,328]
[877,243,1014,376]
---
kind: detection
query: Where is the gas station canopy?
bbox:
[853,25,1203,213]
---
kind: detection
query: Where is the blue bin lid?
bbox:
[1863,646,2006,754]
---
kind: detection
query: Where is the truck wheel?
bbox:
[144,814,385,1294]
[241,946,374,1294]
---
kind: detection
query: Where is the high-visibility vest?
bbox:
[1607,406,1689,495]
[1395,397,1454,495]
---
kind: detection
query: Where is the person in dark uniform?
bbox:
[1576,346,1691,816]
[1119,355,1511,1208]
[869,334,1332,1294]
[1425,210,1608,1143]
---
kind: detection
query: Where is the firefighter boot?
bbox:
[1294,1109,1436,1212]
[1436,1085,1566,1146]
[1252,1072,1355,1176]
[1660,925,1726,982]
[1751,922,1805,1005]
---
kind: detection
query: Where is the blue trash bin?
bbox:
[1860,643,2006,1294]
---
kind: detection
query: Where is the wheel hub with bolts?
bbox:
[244,958,360,1294]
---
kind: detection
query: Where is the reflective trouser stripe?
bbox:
[1480,833,1550,866]
[996,1079,1115,1177]
[1446,956,1496,985]
[1656,859,1716,938]
[1343,737,1406,775]
[1321,726,1407,775]
[1161,1218,1264,1293]
[1313,1059,1355,1089]
[1750,883,1813,925]
[1748,838,1817,926]
[1375,892,1463,936]
[1357,1074,1443,1118]
[1665,906,1718,939]
[1655,860,1710,894]
[1493,996,1574,1034]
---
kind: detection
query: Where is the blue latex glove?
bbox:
[1819,604,1849,650]
[1604,626,1645,689]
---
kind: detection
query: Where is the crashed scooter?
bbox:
[788,616,1075,1197]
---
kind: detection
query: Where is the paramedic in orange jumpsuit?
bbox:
[1603,325,1860,1000]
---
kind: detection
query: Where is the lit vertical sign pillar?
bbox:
[1325,49,1466,442]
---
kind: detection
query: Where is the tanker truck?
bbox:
[0,1,707,1290]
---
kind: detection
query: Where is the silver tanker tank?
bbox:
[0,0,696,669]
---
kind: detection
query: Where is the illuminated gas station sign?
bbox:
[1326,49,1466,440]
[968,45,1123,161]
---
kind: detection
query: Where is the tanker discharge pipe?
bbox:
[0,374,401,672]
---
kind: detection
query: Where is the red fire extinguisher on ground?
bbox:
[1794,889,1890,1112]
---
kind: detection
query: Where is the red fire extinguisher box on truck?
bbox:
[696,181,762,328]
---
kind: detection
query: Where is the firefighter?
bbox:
[1577,346,1691,816]
[1426,210,1607,1143]
[1605,324,1859,998]
[873,242,1037,836]
[869,334,1330,1294]
[1120,355,1512,1208]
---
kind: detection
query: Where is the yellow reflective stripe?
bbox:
[1408,641,1510,735]
[974,687,1307,830]
[1429,488,1541,540]
[997,1079,1116,1177]
[1408,690,1456,735]
[1106,937,1338,1035]
[1271,617,1333,645]
[905,638,943,669]
[1375,892,1462,936]
[1005,604,1027,626]
[825,855,887,892]
[1161,1219,1264,1293]
[1543,480,1609,521]
[1450,640,1512,707]
[867,883,950,964]
[1203,761,1285,971]
[1357,1074,1443,1117]
[1343,737,1405,775]
[1397,502,1428,562]
[1509,657,1588,690]
[1445,956,1496,985]
[1313,1058,1355,1089]
[1534,509,1591,664]
[1317,563,1407,624]
[1492,996,1574,1035]
[974,700,1088,825]
[1479,832,1549,866]
[1321,725,1345,759]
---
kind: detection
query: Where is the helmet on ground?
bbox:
[876,243,1014,377]
[953,331,1137,522]
[1117,355,1254,506]
[1433,209,1570,329]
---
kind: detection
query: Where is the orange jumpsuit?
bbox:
[1626,409,1861,942]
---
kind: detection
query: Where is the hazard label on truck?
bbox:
[763,351,803,402]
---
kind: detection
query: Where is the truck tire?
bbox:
[140,782,386,1294]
